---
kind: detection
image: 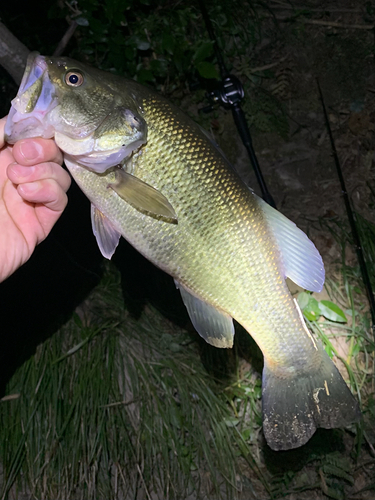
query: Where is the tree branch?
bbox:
[0,22,30,85]
[53,20,78,57]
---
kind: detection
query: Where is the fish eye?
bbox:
[65,71,84,87]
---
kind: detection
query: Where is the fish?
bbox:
[5,52,361,451]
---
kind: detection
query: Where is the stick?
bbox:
[317,80,375,339]
[273,15,374,30]
[53,20,78,57]
[270,2,363,14]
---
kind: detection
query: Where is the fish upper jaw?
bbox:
[5,52,58,143]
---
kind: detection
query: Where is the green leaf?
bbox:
[136,68,154,83]
[124,46,136,60]
[324,343,334,358]
[137,40,150,51]
[303,310,316,321]
[150,58,169,78]
[324,486,345,500]
[297,291,310,310]
[72,312,83,329]
[241,428,251,440]
[253,380,262,399]
[162,32,175,55]
[351,342,361,356]
[302,296,321,321]
[195,61,219,79]
[224,418,239,428]
[169,404,182,428]
[75,17,89,26]
[88,17,107,34]
[243,387,253,396]
[319,300,347,323]
[169,342,183,353]
[193,41,214,63]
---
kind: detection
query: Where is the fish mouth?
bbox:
[18,52,46,103]
[5,52,58,143]
[5,53,147,174]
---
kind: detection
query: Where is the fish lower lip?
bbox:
[18,52,48,94]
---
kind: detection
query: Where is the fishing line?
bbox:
[317,80,375,339]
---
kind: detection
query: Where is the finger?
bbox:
[17,179,69,212]
[0,116,6,149]
[12,137,63,166]
[8,161,71,193]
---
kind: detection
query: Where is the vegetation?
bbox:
[0,1,374,499]
[0,207,374,499]
[0,263,267,499]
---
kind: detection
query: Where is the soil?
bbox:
[203,1,374,268]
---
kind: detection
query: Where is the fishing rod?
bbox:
[197,0,276,208]
[197,2,375,334]
[317,80,375,339]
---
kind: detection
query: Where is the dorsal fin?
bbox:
[256,195,325,292]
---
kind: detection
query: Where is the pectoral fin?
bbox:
[175,281,234,348]
[109,169,177,223]
[91,204,121,259]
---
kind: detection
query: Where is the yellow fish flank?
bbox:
[5,53,360,450]
[69,100,311,365]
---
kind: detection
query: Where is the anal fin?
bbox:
[175,281,234,348]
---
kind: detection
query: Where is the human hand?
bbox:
[0,116,71,282]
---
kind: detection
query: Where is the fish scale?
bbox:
[5,53,360,451]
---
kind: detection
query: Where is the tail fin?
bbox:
[262,348,361,451]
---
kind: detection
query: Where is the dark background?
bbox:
[0,0,193,395]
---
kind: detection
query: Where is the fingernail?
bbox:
[18,141,43,161]
[18,182,40,195]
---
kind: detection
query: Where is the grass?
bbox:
[317,209,375,449]
[0,207,374,500]
[0,265,268,500]
[275,206,375,500]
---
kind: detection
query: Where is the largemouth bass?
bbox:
[5,52,360,450]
